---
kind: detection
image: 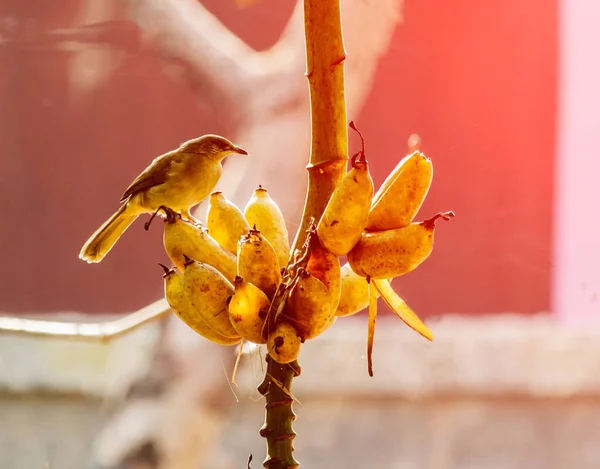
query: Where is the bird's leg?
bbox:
[181,208,202,226]
[145,206,169,231]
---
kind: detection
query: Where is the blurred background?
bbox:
[1,0,600,468]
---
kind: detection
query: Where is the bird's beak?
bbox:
[233,145,248,155]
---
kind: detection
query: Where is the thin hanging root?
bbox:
[373,279,433,341]
[231,339,245,385]
[367,278,378,377]
[222,362,239,403]
[266,372,302,405]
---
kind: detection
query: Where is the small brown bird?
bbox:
[79,134,248,263]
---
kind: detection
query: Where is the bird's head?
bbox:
[180,134,248,160]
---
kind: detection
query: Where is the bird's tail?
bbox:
[79,203,139,263]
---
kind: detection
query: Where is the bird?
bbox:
[79,134,248,263]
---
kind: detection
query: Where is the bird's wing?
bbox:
[120,151,184,201]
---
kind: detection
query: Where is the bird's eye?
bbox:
[217,141,233,152]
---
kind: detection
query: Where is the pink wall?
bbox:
[553,0,600,322]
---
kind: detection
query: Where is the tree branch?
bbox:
[127,0,306,115]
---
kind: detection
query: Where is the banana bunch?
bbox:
[148,188,296,362]
[316,122,454,375]
[149,122,452,375]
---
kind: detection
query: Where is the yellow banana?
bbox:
[287,269,335,340]
[206,191,250,254]
[317,122,374,255]
[237,227,282,298]
[267,322,302,364]
[335,262,380,317]
[182,258,238,338]
[160,264,240,345]
[366,150,433,231]
[244,186,290,268]
[161,207,237,282]
[306,241,341,314]
[228,276,269,344]
[348,211,455,279]
[373,279,432,341]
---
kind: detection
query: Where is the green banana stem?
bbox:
[258,356,301,469]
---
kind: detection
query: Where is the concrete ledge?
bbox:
[284,313,600,398]
[2,313,600,398]
[0,313,160,397]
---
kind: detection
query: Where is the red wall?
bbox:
[363,0,557,315]
[0,0,556,316]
